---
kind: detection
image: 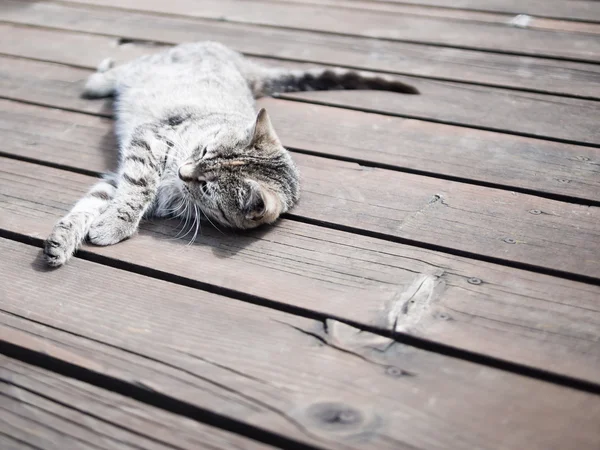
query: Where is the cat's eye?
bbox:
[198,180,207,191]
[199,146,208,158]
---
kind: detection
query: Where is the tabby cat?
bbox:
[44,41,418,267]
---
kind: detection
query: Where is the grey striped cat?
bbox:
[44,41,417,267]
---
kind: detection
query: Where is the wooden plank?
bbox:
[1,160,600,384]
[1,6,600,101]
[367,0,600,23]
[49,0,600,62]
[1,56,598,202]
[2,238,600,450]
[1,357,272,450]
[1,77,600,276]
[281,83,600,146]
[285,0,600,34]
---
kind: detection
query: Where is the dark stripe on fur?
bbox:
[131,138,151,152]
[123,173,149,187]
[125,155,148,165]
[104,177,118,188]
[117,208,135,222]
[90,190,112,201]
[216,204,232,227]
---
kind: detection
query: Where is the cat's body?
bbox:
[44,41,417,267]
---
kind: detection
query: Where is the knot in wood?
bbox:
[503,237,516,244]
[467,277,482,285]
[308,402,363,429]
[435,311,452,321]
[529,209,542,215]
[385,366,405,378]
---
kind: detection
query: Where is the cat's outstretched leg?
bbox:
[44,176,117,267]
[87,126,163,246]
[83,58,119,98]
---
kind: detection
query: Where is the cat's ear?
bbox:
[251,108,280,147]
[243,179,283,223]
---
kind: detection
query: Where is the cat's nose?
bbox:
[178,163,195,181]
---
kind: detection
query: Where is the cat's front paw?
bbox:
[44,222,77,267]
[88,207,137,246]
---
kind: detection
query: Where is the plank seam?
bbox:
[261,0,600,30]
[40,0,600,65]
[355,0,600,25]
[1,147,598,283]
[1,94,598,206]
[285,214,600,286]
[275,94,600,149]
[2,230,600,396]
[1,48,598,102]
[0,340,324,450]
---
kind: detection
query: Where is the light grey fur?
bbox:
[44,41,417,267]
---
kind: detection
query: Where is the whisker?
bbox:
[188,204,201,246]
[201,208,224,234]
[171,203,193,240]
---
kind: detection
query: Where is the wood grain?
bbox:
[1,55,599,203]
[2,239,600,450]
[282,0,600,34]
[2,5,600,101]
[1,27,598,146]
[281,83,600,146]
[50,0,600,62]
[1,160,599,384]
[1,357,272,450]
[367,0,600,22]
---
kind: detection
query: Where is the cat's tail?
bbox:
[250,66,419,97]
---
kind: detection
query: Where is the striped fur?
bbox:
[44,41,418,267]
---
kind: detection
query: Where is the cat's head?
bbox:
[177,108,299,229]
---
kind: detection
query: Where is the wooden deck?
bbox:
[1,0,600,449]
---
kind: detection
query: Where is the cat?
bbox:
[43,41,418,267]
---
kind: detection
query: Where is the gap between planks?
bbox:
[38,0,600,63]
[1,2,600,103]
[1,238,600,450]
[1,159,600,388]
[0,52,598,205]
[0,99,599,281]
[1,356,279,450]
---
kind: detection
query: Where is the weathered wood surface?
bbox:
[366,0,600,22]
[1,56,598,202]
[281,85,600,146]
[1,31,598,146]
[2,6,600,100]
[3,239,600,450]
[1,357,272,450]
[1,159,600,383]
[44,0,600,62]
[281,0,600,34]
[2,91,599,277]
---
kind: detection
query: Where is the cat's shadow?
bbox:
[31,250,55,273]
[30,217,267,274]
[140,217,271,259]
